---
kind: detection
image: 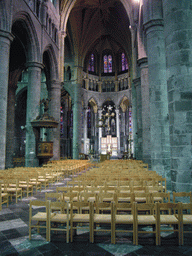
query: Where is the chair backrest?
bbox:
[156,202,182,218]
[173,192,192,203]
[114,202,133,215]
[150,192,170,203]
[134,202,157,217]
[50,201,70,215]
[45,192,62,202]
[29,200,51,221]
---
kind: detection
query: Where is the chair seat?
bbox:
[94,214,111,223]
[183,215,192,224]
[160,215,179,224]
[116,214,134,224]
[135,197,146,203]
[72,214,90,222]
[138,215,156,225]
[32,212,55,221]
[118,197,131,202]
[51,213,69,222]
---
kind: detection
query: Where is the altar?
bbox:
[100,135,118,156]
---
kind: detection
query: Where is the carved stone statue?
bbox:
[41,98,51,114]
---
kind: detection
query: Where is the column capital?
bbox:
[137,57,148,68]
[26,62,44,69]
[58,30,67,38]
[132,77,141,88]
[143,19,164,33]
[0,29,14,42]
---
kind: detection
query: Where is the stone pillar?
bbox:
[25,62,43,167]
[0,30,14,169]
[138,57,151,167]
[48,80,61,160]
[135,77,143,160]
[163,0,192,191]
[98,108,103,154]
[115,108,120,156]
[130,26,138,159]
[58,31,67,81]
[143,10,171,180]
[72,84,81,159]
[83,108,88,154]
[6,83,17,168]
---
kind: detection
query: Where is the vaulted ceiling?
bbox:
[64,0,132,65]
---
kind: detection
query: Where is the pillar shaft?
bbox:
[115,108,120,155]
[138,57,151,167]
[48,80,61,160]
[144,19,171,179]
[98,108,102,154]
[83,108,88,154]
[135,78,143,160]
[6,86,16,168]
[0,30,14,169]
[163,0,192,191]
[25,62,43,167]
[72,84,81,159]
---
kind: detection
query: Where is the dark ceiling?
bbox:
[64,0,131,64]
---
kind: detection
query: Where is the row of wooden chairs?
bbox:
[0,160,92,210]
[29,199,192,245]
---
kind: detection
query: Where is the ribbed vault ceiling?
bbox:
[64,0,131,64]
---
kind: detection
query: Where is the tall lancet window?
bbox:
[104,55,112,73]
[121,53,128,71]
[88,53,95,72]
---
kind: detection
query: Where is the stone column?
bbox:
[132,78,139,159]
[83,108,88,154]
[115,108,120,156]
[6,82,17,168]
[163,0,192,191]
[135,77,143,160]
[72,84,81,159]
[130,26,138,159]
[0,30,14,169]
[48,80,61,160]
[143,12,171,180]
[98,108,103,154]
[25,62,43,167]
[138,57,151,167]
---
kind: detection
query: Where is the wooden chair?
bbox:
[50,201,70,243]
[45,192,63,213]
[70,201,91,242]
[156,202,182,245]
[19,177,33,197]
[29,176,41,193]
[173,192,192,203]
[0,183,9,210]
[134,202,159,245]
[29,200,52,242]
[112,202,135,244]
[180,202,192,245]
[90,201,113,243]
[134,191,151,204]
[3,179,22,203]
[150,192,170,204]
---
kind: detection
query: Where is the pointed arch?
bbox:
[12,11,41,62]
[43,44,59,82]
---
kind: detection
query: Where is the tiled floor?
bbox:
[0,169,192,256]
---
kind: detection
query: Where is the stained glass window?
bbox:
[104,54,112,73]
[88,53,94,72]
[121,53,128,71]
[104,55,108,73]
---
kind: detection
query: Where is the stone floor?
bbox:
[0,170,192,256]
